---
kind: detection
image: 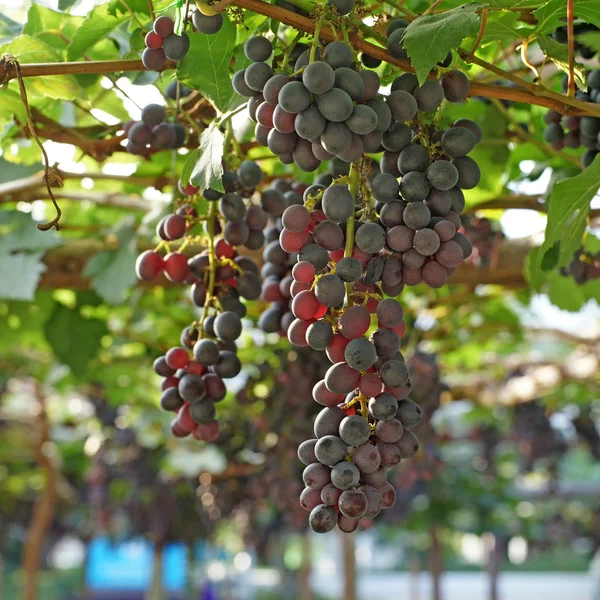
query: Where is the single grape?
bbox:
[298,439,319,465]
[302,61,335,94]
[162,33,190,61]
[309,504,338,533]
[396,398,422,428]
[192,10,223,34]
[315,435,348,466]
[339,415,371,447]
[244,35,272,62]
[413,80,444,112]
[317,88,354,122]
[338,488,368,518]
[334,67,365,101]
[441,70,470,102]
[323,41,353,69]
[387,90,418,122]
[331,461,361,490]
[353,443,381,474]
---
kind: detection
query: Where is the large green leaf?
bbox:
[0,211,62,254]
[403,4,482,85]
[534,0,600,36]
[189,122,225,192]
[0,253,46,301]
[0,35,85,100]
[176,16,237,112]
[83,218,138,304]
[480,12,522,44]
[44,299,108,378]
[530,154,600,289]
[537,36,586,90]
[67,3,128,61]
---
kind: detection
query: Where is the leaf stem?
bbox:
[567,0,576,97]
[200,201,218,336]
[344,161,360,307]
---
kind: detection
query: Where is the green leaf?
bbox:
[176,16,236,112]
[535,0,600,36]
[108,0,151,16]
[180,149,201,187]
[67,3,128,61]
[83,218,138,305]
[531,154,600,289]
[0,211,62,254]
[0,36,86,101]
[58,0,79,9]
[481,12,521,44]
[537,35,586,89]
[0,88,27,127]
[403,4,482,85]
[190,122,225,192]
[44,300,107,377]
[23,4,62,36]
[0,253,46,301]
[577,30,600,52]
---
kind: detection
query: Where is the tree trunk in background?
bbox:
[341,532,356,600]
[298,532,313,600]
[22,383,58,600]
[429,525,443,600]
[145,544,164,600]
[485,533,501,600]
[409,556,421,600]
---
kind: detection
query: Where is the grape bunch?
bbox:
[135,162,269,441]
[143,16,191,71]
[235,35,394,169]
[256,178,310,334]
[544,71,600,166]
[560,248,600,284]
[124,103,187,156]
[461,216,504,268]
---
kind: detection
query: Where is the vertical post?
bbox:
[341,532,356,600]
[429,525,443,600]
[145,544,165,600]
[409,555,421,600]
[298,531,313,600]
[22,381,57,600]
[485,533,500,600]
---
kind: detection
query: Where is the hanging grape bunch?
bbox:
[544,21,600,167]
[124,103,187,156]
[462,216,504,268]
[143,15,191,70]
[136,162,268,442]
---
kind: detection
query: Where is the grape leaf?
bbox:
[481,12,522,44]
[535,0,600,36]
[403,4,482,85]
[67,4,128,61]
[180,149,201,187]
[577,31,600,52]
[176,16,236,112]
[0,253,46,301]
[537,36,586,90]
[0,211,62,254]
[530,154,600,289]
[190,122,225,193]
[44,300,108,377]
[546,271,600,312]
[83,218,138,305]
[0,35,85,100]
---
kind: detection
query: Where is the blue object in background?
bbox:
[86,537,187,591]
